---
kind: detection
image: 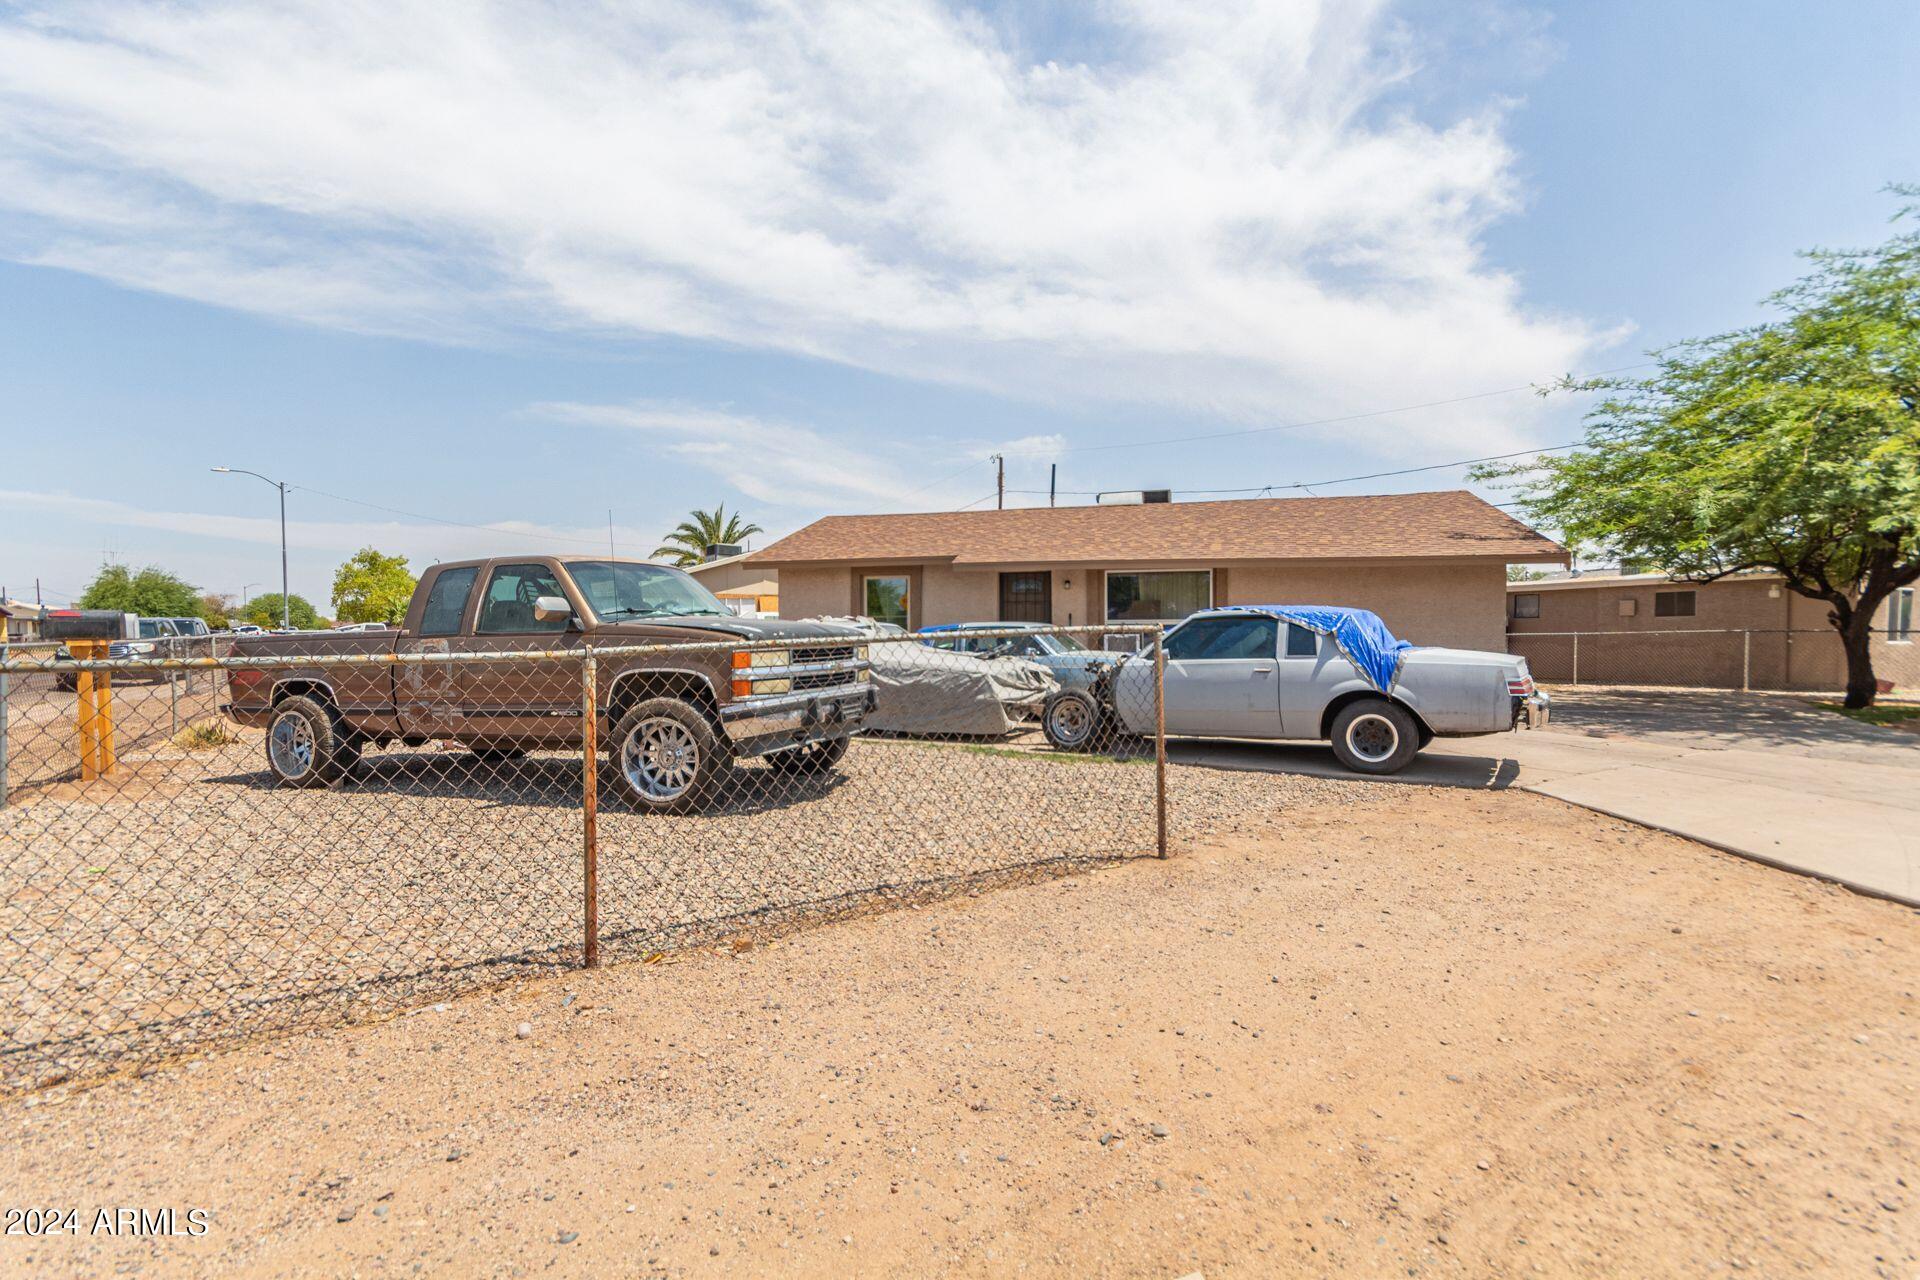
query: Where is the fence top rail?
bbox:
[1511,628,1853,638]
[0,622,1167,676]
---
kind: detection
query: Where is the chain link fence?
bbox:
[0,625,1166,1092]
[1508,628,1920,694]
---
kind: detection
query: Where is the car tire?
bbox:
[1328,698,1420,775]
[608,698,731,814]
[265,694,350,788]
[1041,688,1113,753]
[767,734,850,775]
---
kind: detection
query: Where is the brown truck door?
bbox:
[396,564,478,739]
[457,561,586,743]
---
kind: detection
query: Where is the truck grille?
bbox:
[793,644,860,691]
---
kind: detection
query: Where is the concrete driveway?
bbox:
[1172,688,1920,906]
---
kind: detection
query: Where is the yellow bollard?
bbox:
[72,640,117,779]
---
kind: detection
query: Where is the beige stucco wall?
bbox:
[774,559,1511,651]
[1505,577,1917,692]
[685,559,776,596]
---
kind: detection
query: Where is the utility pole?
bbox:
[992,453,1005,510]
[212,467,292,629]
[1049,463,1057,507]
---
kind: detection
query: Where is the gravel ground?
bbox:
[3,786,1913,1278]
[1,729,1368,1091]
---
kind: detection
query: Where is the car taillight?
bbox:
[1507,675,1534,695]
[231,669,266,693]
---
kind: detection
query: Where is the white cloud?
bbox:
[0,0,1610,447]
[531,401,921,509]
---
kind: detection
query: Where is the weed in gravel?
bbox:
[171,720,243,751]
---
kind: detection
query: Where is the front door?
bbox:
[458,561,586,744]
[999,572,1051,623]
[1160,614,1281,738]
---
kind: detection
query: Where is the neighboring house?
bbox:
[1,598,44,643]
[748,490,1566,651]
[1507,571,1918,691]
[714,579,780,616]
[683,550,776,597]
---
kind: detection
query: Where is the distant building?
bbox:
[1507,570,1916,691]
[1,598,45,643]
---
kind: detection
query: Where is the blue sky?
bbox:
[2,0,1915,612]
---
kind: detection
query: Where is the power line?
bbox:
[291,483,613,549]
[1054,362,1656,456]
[1007,442,1581,501]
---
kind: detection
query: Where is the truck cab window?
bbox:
[478,564,569,634]
[418,566,479,636]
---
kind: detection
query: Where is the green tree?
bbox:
[1477,190,1920,707]
[243,593,323,630]
[650,505,763,567]
[200,592,235,630]
[78,564,203,618]
[331,547,418,624]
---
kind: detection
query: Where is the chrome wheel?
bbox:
[1344,712,1399,764]
[269,711,315,779]
[621,716,701,799]
[1046,695,1093,747]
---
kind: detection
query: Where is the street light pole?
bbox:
[212,467,292,629]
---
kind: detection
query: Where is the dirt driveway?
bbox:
[6,784,1915,1279]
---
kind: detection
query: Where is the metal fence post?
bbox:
[581,652,600,969]
[1741,630,1751,693]
[1571,633,1580,686]
[169,672,179,741]
[1,640,10,809]
[1153,627,1168,859]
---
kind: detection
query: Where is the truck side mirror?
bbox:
[532,596,573,623]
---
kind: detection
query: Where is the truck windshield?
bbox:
[569,561,730,620]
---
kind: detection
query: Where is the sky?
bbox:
[2,0,1916,613]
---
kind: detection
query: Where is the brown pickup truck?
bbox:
[222,556,873,811]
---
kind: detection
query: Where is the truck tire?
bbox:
[1328,698,1420,776]
[608,698,731,813]
[767,734,850,776]
[265,694,351,788]
[1041,688,1113,753]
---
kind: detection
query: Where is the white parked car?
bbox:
[1042,605,1549,774]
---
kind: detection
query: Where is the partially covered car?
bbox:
[1042,605,1548,774]
[918,622,1118,693]
[816,617,1059,736]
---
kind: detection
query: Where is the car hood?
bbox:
[595,615,866,642]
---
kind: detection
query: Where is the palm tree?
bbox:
[651,505,764,566]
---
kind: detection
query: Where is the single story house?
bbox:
[1506,571,1917,691]
[1,598,45,643]
[683,550,773,596]
[748,490,1566,651]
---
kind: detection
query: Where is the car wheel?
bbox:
[767,735,850,775]
[265,694,349,788]
[1328,699,1420,775]
[609,698,731,813]
[1042,688,1112,753]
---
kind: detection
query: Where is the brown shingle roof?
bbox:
[750,490,1564,566]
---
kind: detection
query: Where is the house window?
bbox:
[1511,593,1541,620]
[1890,588,1915,642]
[1105,570,1212,623]
[1653,590,1696,618]
[863,575,911,629]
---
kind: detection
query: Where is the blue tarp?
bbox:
[1217,605,1414,694]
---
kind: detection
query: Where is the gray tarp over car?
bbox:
[815,617,1060,735]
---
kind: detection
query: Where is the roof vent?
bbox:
[1096,489,1172,505]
